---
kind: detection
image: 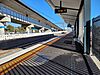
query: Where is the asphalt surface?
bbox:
[4,32,100,75]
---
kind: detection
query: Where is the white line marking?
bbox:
[90,55,100,70]
[0,37,58,65]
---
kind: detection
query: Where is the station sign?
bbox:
[55,8,67,13]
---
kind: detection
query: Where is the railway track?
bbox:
[0,37,61,75]
[0,35,55,58]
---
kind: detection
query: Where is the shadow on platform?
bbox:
[4,32,100,75]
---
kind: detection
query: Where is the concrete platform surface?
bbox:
[4,32,100,75]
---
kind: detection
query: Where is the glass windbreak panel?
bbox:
[92,16,100,60]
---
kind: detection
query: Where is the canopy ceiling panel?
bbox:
[62,15,76,20]
[63,19,75,24]
[52,0,81,9]
[66,10,78,16]
[65,20,75,24]
[46,0,82,25]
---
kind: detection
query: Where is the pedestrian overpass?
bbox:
[0,0,62,35]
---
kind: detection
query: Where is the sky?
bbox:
[16,0,65,28]
[91,0,100,19]
[20,0,66,29]
[7,0,100,29]
[7,0,67,29]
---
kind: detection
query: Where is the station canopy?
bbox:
[46,0,82,25]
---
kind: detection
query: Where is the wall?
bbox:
[79,7,84,43]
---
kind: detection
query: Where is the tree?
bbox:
[15,26,25,33]
[7,25,26,33]
[7,25,14,32]
[20,27,25,33]
[14,27,19,33]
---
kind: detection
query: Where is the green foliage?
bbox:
[7,25,14,32]
[18,27,26,33]
[7,25,26,33]
[15,26,26,33]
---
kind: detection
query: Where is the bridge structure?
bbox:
[0,0,62,35]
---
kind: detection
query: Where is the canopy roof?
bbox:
[46,0,82,25]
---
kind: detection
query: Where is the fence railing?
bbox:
[0,31,68,41]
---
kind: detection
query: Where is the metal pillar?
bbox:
[84,0,91,54]
[84,20,90,54]
[0,23,5,35]
[76,18,79,38]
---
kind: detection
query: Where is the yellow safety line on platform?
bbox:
[0,37,61,75]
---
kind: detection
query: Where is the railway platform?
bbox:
[0,32,100,75]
